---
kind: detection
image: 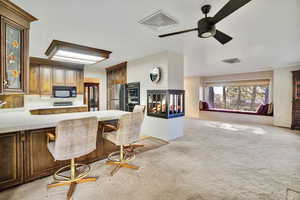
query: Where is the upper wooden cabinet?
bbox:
[52,67,66,86]
[29,64,40,94]
[39,65,53,95]
[65,69,77,86]
[0,0,37,94]
[29,57,84,95]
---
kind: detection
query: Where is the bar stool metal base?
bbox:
[47,158,97,200]
[106,145,140,176]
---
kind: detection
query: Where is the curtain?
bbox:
[208,87,214,108]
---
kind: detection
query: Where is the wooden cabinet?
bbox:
[53,67,66,86]
[0,132,24,190]
[29,57,84,95]
[30,106,88,115]
[24,128,67,181]
[76,70,84,94]
[39,65,53,95]
[0,1,37,94]
[66,69,77,86]
[292,70,300,130]
[29,64,40,94]
[0,120,118,191]
[106,62,127,109]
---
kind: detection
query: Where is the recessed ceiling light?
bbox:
[45,40,111,65]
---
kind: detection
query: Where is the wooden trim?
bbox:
[84,77,100,84]
[45,40,112,59]
[105,62,127,71]
[30,57,84,70]
[0,0,37,22]
[0,0,37,28]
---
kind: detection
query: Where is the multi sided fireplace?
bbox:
[147,90,185,119]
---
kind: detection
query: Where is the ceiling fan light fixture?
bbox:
[197,17,216,38]
[201,31,213,38]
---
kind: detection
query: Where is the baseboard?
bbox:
[273,120,291,128]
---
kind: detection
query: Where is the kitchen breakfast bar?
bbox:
[0,110,128,191]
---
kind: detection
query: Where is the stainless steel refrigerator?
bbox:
[109,84,127,110]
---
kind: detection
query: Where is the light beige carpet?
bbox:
[1,119,300,200]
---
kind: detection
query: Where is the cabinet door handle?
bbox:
[20,131,26,142]
[3,80,8,86]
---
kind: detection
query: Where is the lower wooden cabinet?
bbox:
[0,132,24,191]
[24,128,68,181]
[30,106,88,115]
[0,120,118,191]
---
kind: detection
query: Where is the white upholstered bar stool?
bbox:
[102,112,144,176]
[47,117,98,199]
[133,105,146,114]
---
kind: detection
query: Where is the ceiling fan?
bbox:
[158,0,252,45]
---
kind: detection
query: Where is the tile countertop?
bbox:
[0,110,128,134]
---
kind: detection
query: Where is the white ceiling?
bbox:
[12,0,300,76]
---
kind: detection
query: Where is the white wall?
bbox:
[84,67,107,110]
[127,51,184,141]
[273,65,300,128]
[127,51,169,105]
[184,77,202,118]
[167,52,184,90]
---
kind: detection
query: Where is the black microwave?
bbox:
[53,86,77,98]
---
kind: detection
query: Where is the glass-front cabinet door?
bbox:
[1,18,26,93]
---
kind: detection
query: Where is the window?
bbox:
[207,84,270,112]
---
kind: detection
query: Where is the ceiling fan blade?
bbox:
[212,0,252,24]
[213,30,233,45]
[159,28,198,38]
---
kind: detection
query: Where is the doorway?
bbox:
[84,82,100,111]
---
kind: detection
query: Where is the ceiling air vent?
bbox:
[222,58,241,64]
[139,10,178,30]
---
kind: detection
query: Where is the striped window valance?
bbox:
[204,79,271,87]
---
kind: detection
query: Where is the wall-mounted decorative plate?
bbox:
[150,67,161,83]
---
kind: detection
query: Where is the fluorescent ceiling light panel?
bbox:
[52,55,96,64]
[55,50,105,62]
[45,40,112,65]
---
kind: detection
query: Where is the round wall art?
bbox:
[150,67,161,83]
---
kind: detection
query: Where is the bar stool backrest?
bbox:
[54,117,98,160]
[115,112,144,145]
[133,105,146,114]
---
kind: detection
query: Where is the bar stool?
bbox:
[133,105,146,113]
[47,117,98,199]
[102,112,144,176]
